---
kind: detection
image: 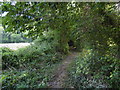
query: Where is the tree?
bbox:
[2,2,78,53]
[1,2,119,54]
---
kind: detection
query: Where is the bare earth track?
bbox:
[48,52,78,88]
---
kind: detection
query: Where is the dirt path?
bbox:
[48,52,78,88]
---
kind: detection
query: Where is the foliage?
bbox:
[1,2,79,53]
[1,61,59,88]
[1,47,18,69]
[2,2,119,53]
[1,37,64,88]
[1,25,65,88]
[1,30,32,43]
[66,49,120,88]
[2,38,63,70]
[1,2,120,89]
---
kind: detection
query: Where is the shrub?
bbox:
[1,56,60,88]
[2,37,64,69]
[66,49,120,88]
[0,37,71,88]
[15,45,43,62]
[1,37,64,88]
[1,47,18,69]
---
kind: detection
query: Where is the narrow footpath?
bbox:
[48,52,78,88]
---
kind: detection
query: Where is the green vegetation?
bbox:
[1,30,32,43]
[66,49,120,88]
[1,36,64,88]
[1,2,120,89]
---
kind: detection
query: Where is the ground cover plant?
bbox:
[1,36,65,88]
[1,2,120,89]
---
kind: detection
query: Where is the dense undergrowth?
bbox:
[66,48,120,88]
[1,2,120,89]
[1,36,65,88]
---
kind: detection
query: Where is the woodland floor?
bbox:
[48,51,78,88]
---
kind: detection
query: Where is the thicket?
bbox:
[1,34,64,88]
[66,48,120,88]
[1,2,120,88]
[2,32,64,69]
[65,3,120,88]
